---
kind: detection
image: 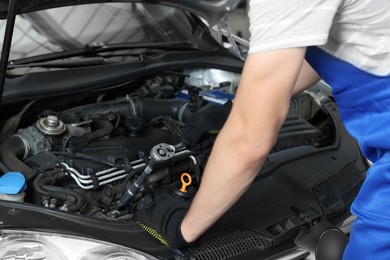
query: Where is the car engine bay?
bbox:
[0,68,336,222]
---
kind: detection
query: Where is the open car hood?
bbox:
[0,0,240,25]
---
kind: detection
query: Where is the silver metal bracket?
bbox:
[216,11,245,60]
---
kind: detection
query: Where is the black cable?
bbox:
[121,167,144,194]
[62,135,72,153]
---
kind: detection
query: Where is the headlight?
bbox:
[0,229,158,260]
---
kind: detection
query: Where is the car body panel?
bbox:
[0,0,240,25]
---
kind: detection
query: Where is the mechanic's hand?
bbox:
[182,100,232,151]
[134,194,190,248]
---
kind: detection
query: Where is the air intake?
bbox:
[184,230,290,260]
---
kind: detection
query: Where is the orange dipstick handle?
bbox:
[179,173,192,193]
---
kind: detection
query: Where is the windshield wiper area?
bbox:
[8,41,196,68]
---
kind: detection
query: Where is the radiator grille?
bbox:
[314,164,364,219]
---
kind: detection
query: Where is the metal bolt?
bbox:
[45,115,59,127]
[8,208,20,215]
[157,148,166,156]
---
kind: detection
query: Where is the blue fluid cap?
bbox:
[0,172,27,195]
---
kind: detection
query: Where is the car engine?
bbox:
[0,69,336,222]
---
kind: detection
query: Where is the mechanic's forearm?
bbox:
[181,67,292,242]
[181,122,274,243]
[180,48,307,243]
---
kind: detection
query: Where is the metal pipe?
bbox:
[95,167,118,176]
[97,170,127,181]
[99,174,128,186]
[0,0,18,104]
[61,149,194,190]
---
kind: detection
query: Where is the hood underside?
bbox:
[0,0,240,25]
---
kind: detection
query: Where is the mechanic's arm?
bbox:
[293,60,321,94]
[181,47,319,243]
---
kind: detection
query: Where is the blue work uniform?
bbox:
[306,47,390,260]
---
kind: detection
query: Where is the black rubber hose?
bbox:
[69,118,114,147]
[121,167,144,194]
[137,98,190,122]
[33,172,54,196]
[26,164,57,182]
[86,118,114,142]
[145,158,200,186]
[62,97,191,122]
[62,97,132,119]
[33,171,85,212]
[0,161,11,174]
[41,184,85,212]
[0,136,32,177]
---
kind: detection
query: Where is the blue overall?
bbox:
[306,47,390,260]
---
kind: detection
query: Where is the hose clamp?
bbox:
[126,95,138,116]
[13,134,30,160]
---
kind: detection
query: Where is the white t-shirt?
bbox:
[248,0,390,76]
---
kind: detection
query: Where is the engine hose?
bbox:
[62,97,132,119]
[62,97,191,122]
[0,161,11,174]
[26,164,59,182]
[137,98,190,122]
[0,136,32,177]
[121,167,144,193]
[32,171,57,196]
[145,158,200,186]
[43,184,85,212]
[190,155,202,186]
[33,171,85,212]
[69,118,114,147]
[86,118,114,142]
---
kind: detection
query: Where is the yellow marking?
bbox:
[208,129,220,135]
[137,221,169,246]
